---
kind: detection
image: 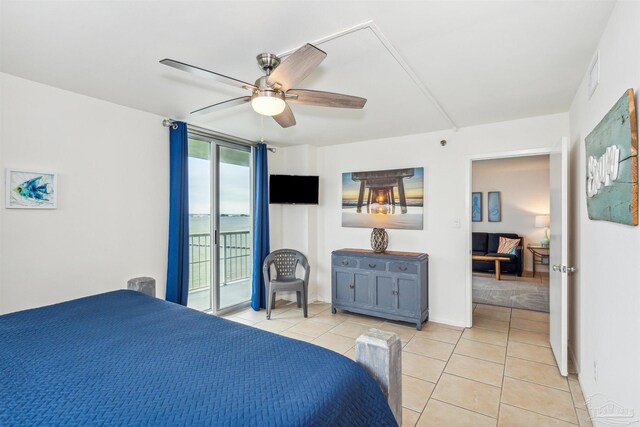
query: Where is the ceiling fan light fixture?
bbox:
[251,91,286,116]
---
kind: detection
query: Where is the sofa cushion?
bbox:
[487,233,520,253]
[486,252,518,263]
[472,251,487,256]
[497,237,520,255]
[472,232,488,253]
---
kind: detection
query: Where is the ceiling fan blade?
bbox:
[160,59,256,91]
[191,96,251,115]
[272,103,296,128]
[286,89,367,109]
[267,44,326,91]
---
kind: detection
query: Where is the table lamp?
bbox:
[535,215,550,247]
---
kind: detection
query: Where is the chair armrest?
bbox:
[299,257,311,289]
[262,259,272,289]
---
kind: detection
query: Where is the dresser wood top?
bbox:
[335,248,427,258]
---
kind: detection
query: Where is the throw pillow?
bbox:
[497,237,520,255]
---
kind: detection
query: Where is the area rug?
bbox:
[473,275,549,312]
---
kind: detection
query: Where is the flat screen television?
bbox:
[269,174,319,205]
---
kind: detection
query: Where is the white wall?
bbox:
[268,145,319,301]
[274,112,568,326]
[472,156,550,273]
[0,73,169,314]
[568,1,640,423]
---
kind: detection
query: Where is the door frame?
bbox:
[464,147,554,328]
[211,140,255,316]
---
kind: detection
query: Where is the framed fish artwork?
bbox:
[472,192,482,222]
[488,191,501,222]
[5,169,57,209]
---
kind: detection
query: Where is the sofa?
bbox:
[472,232,523,277]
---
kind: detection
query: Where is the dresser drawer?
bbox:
[389,261,418,275]
[360,259,386,271]
[333,256,358,268]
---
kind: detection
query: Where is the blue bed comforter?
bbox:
[0,290,397,426]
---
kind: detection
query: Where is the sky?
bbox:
[188,157,250,215]
[342,168,425,201]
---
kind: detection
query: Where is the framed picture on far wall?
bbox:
[342,167,424,230]
[472,192,482,222]
[488,191,501,222]
[5,169,57,209]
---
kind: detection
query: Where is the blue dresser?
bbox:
[331,249,429,330]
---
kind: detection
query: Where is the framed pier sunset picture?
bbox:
[342,167,424,229]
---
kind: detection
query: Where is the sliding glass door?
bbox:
[215,145,252,310]
[187,133,253,314]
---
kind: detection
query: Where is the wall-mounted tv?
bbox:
[269,175,319,205]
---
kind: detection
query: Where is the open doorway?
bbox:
[470,154,551,313]
[465,141,570,376]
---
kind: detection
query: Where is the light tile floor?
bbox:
[222,301,592,427]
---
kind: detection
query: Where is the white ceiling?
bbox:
[0,1,615,146]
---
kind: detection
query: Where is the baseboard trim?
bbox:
[568,344,580,375]
[429,316,467,328]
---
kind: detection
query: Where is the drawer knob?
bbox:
[349,284,355,289]
[342,260,349,266]
[368,263,377,268]
[398,266,408,271]
[392,290,398,295]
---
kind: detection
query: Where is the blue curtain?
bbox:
[251,143,270,310]
[166,122,190,305]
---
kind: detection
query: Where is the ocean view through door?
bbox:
[187,134,253,313]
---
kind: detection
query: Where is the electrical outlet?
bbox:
[452,218,461,229]
[594,361,598,383]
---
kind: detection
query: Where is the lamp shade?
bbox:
[535,215,550,228]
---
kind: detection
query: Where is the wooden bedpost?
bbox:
[355,329,402,425]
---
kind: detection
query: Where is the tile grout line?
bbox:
[499,403,580,426]
[496,305,513,425]
[428,397,499,421]
[504,353,558,367]
[439,371,503,389]
[500,400,580,425]
[503,312,578,426]
[420,311,502,422]
[567,375,588,426]
[501,371,572,393]
[416,314,468,422]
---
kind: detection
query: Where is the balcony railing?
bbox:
[188,231,251,292]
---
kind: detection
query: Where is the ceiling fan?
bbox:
[160,43,367,128]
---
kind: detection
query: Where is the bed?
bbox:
[0,290,397,426]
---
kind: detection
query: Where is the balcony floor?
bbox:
[187,278,252,312]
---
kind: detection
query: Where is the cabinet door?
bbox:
[354,273,372,305]
[334,271,354,303]
[374,275,395,311]
[397,277,418,314]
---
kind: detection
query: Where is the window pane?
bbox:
[187,138,212,311]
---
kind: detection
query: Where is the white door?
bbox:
[549,137,569,376]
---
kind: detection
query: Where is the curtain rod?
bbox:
[162,119,277,152]
[162,119,255,146]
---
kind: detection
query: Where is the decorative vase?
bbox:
[371,228,389,253]
[540,227,550,247]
